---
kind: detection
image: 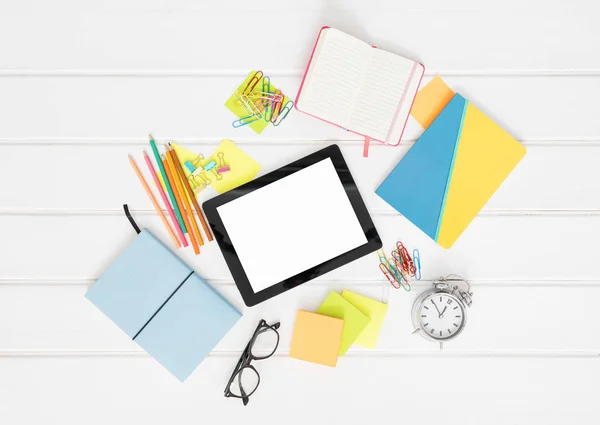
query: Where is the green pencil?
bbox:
[148,134,187,233]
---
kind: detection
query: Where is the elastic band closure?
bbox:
[123,204,141,234]
[132,271,194,340]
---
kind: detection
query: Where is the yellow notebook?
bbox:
[377,93,526,248]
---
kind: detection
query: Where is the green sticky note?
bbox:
[316,291,370,356]
[341,290,389,349]
[224,70,290,135]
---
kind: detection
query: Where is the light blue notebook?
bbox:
[86,229,241,381]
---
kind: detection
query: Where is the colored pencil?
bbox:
[167,143,213,242]
[148,134,187,233]
[163,154,200,255]
[165,146,204,249]
[143,151,188,248]
[128,155,180,248]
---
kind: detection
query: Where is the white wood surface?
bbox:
[1,1,599,423]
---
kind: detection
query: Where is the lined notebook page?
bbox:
[297,29,370,127]
[349,49,416,142]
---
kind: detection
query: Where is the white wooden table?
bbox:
[1,1,599,423]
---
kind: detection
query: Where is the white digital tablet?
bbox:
[203,145,381,306]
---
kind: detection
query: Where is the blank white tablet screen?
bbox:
[217,158,368,293]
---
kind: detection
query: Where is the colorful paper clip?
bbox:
[413,249,421,280]
[230,70,293,130]
[233,114,262,128]
[270,89,283,123]
[243,70,263,95]
[376,240,421,291]
[272,100,293,126]
[377,249,410,291]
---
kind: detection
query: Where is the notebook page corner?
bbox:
[349,50,420,143]
[296,28,371,128]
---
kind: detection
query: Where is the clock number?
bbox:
[447,299,452,305]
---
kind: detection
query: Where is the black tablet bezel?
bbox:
[203,144,381,307]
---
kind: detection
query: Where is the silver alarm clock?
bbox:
[411,275,473,349]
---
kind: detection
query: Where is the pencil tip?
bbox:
[148,134,154,141]
[128,154,134,160]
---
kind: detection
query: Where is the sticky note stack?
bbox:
[289,290,388,367]
[164,139,262,196]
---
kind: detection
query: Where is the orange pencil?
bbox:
[167,143,213,242]
[165,146,204,249]
[163,154,200,255]
[165,145,204,247]
[128,155,180,248]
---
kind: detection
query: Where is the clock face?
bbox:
[418,293,465,340]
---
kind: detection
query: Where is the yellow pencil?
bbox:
[128,155,180,248]
[168,143,213,242]
[163,154,200,255]
[165,148,203,248]
[166,145,205,247]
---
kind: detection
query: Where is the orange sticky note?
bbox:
[410,76,455,129]
[289,310,343,367]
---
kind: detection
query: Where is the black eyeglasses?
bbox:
[224,319,280,406]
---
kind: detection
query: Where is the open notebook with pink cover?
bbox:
[295,27,424,146]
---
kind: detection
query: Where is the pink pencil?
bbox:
[143,150,188,247]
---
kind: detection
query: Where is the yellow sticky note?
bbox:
[206,139,261,194]
[224,70,291,135]
[341,290,388,349]
[289,310,343,367]
[165,140,261,196]
[410,76,455,129]
[316,291,370,356]
[156,143,205,195]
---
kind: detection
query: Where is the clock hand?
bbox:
[431,299,442,315]
[440,306,448,318]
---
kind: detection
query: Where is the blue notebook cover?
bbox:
[86,229,241,381]
[376,95,466,241]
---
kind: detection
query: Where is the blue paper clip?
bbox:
[413,249,421,280]
[272,100,293,126]
[232,114,261,128]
